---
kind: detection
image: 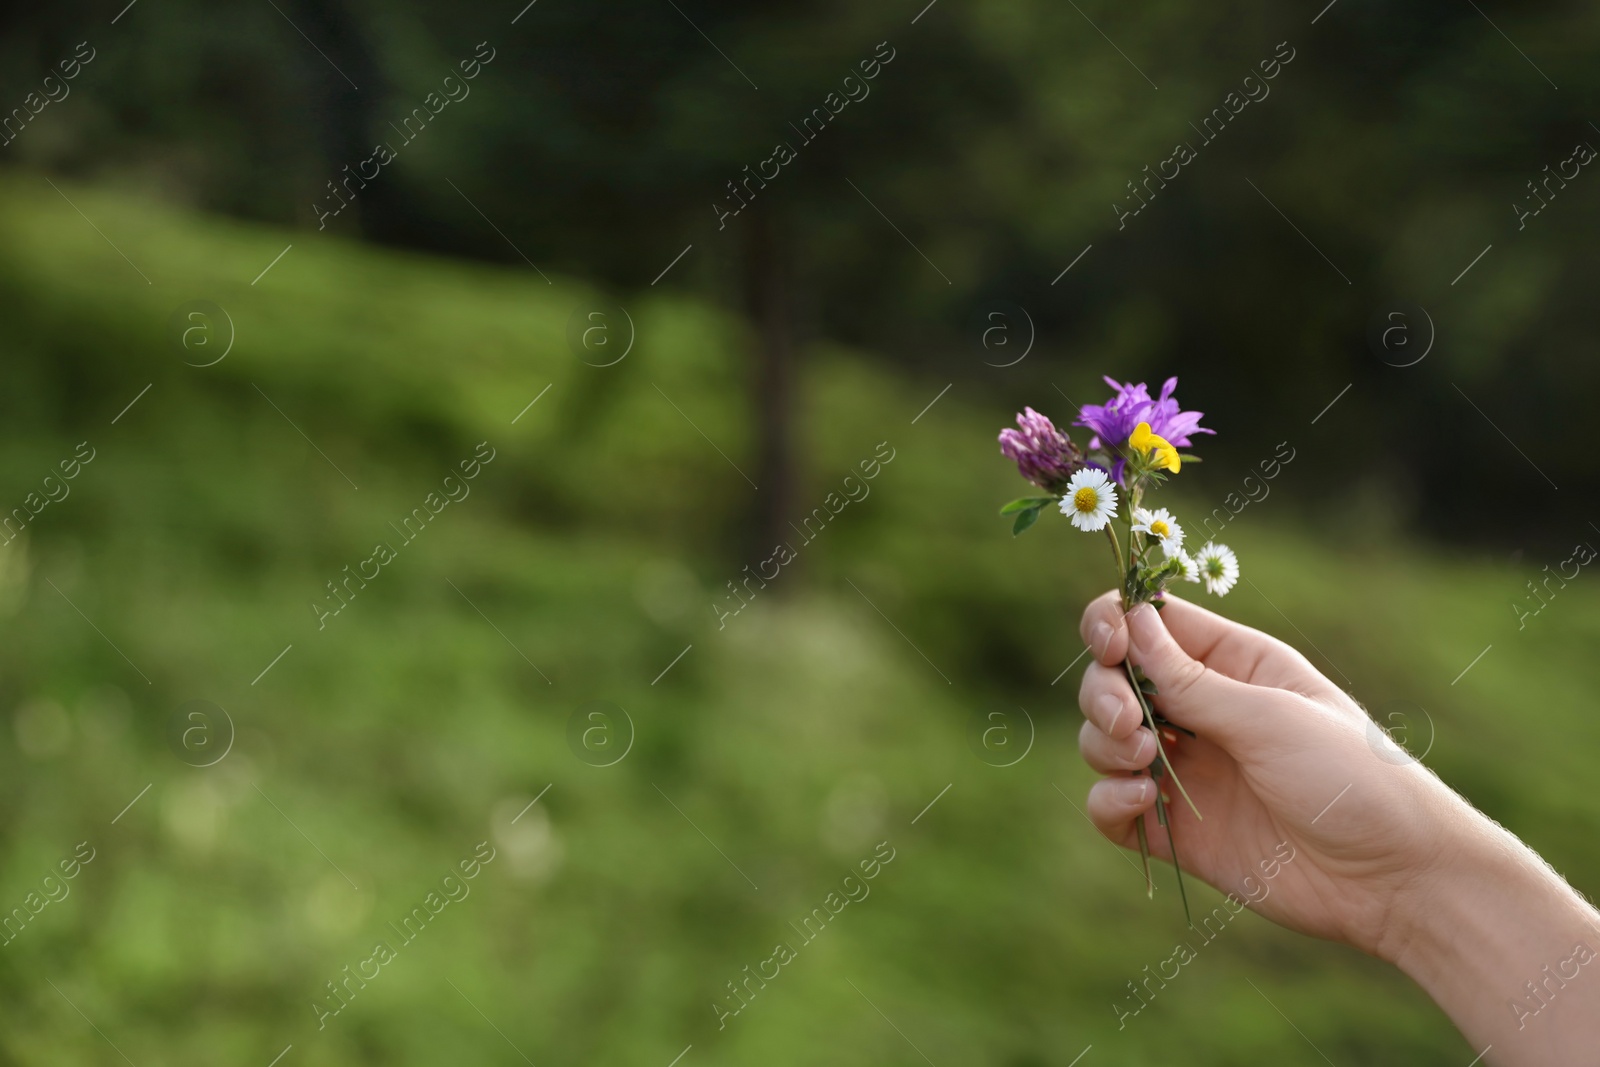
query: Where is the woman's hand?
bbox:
[1075,591,1600,1065]
[1077,591,1452,956]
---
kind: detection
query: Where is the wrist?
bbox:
[1380,796,1600,1052]
[1348,772,1483,967]
[1382,803,1569,968]
[1373,786,1485,969]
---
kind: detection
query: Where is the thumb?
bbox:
[1125,602,1268,749]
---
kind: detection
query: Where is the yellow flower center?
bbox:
[1072,487,1099,513]
[1150,520,1170,538]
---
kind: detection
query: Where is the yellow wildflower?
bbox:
[1128,421,1180,473]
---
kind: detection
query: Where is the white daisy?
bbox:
[1194,542,1240,596]
[1173,548,1200,583]
[1059,468,1119,532]
[1133,507,1185,553]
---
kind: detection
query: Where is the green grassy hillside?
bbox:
[0,172,1591,1065]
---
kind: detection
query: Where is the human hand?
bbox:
[1077,591,1600,1064]
[1075,591,1464,959]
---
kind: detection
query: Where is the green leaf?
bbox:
[999,495,1055,515]
[1131,664,1159,696]
[1011,505,1043,535]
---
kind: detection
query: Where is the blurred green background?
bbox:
[0,0,1596,1064]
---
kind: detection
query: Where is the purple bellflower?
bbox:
[1075,377,1214,484]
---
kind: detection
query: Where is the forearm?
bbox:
[1384,803,1600,1065]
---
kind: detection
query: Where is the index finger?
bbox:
[1078,590,1128,666]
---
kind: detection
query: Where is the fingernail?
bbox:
[1092,621,1113,655]
[1096,693,1125,734]
[1126,603,1160,647]
[1132,730,1154,763]
[1117,777,1149,806]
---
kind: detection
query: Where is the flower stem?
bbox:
[1115,477,1201,822]
[1159,787,1196,928]
[1103,523,1158,889]
[1125,660,1202,821]
[1127,481,1141,566]
[1133,812,1154,899]
[1103,524,1125,589]
[1099,474,1200,920]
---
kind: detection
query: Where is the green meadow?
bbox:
[0,174,1593,1065]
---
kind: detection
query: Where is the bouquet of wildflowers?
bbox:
[998,377,1239,922]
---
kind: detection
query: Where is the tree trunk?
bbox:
[289,0,407,243]
[741,208,797,568]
